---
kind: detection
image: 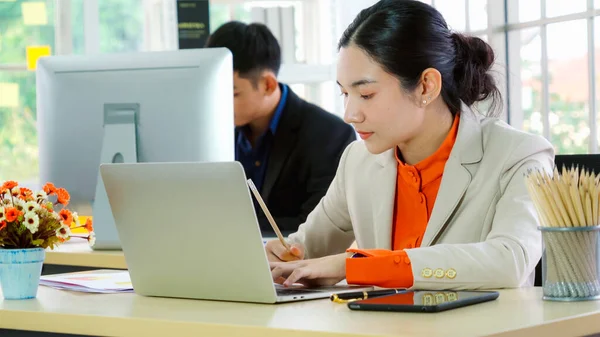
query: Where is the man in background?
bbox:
[206,21,356,236]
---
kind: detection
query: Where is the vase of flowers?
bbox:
[0,181,94,300]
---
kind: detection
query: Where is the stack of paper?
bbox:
[40,271,133,293]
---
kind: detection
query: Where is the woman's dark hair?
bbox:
[338,0,501,116]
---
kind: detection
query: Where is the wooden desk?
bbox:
[43,241,126,274]
[1,286,600,337]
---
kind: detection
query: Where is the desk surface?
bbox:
[1,286,600,337]
[44,241,126,269]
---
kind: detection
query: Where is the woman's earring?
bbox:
[422,100,427,105]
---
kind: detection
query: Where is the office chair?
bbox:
[533,154,600,286]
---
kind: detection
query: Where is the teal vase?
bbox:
[0,248,45,300]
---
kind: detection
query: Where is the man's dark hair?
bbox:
[205,21,281,85]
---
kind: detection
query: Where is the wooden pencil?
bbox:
[526,166,600,298]
[527,172,579,292]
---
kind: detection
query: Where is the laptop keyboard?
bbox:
[274,284,365,296]
[275,287,320,296]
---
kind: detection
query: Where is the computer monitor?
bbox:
[36,48,234,250]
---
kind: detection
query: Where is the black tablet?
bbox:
[347,290,499,313]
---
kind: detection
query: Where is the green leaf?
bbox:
[17,223,26,234]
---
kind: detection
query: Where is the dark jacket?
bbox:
[238,88,356,236]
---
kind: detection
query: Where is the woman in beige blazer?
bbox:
[267,0,554,290]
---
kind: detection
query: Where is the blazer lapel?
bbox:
[262,128,297,199]
[371,150,397,250]
[261,91,302,200]
[421,156,471,246]
[421,109,484,246]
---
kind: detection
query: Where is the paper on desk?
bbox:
[40,271,133,293]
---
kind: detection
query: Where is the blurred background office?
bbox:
[0,0,599,187]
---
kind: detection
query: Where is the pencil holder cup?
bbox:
[539,225,600,301]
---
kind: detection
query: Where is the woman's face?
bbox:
[337,44,427,154]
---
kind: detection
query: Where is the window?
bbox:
[0,0,55,183]
[511,0,540,23]
[15,0,600,183]
[469,0,488,32]
[512,28,543,137]
[0,0,339,183]
[547,20,589,154]
[435,0,467,32]
[415,1,600,154]
[208,1,307,64]
[425,0,489,34]
[0,71,38,183]
[594,17,600,148]
[546,0,586,18]
[506,0,598,154]
[208,0,336,115]
[98,0,145,53]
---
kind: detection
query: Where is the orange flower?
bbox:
[20,187,32,198]
[43,182,57,195]
[59,209,73,226]
[84,218,94,232]
[0,221,5,230]
[2,181,18,191]
[5,207,22,223]
[55,188,70,206]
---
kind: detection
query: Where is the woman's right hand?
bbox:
[265,239,304,262]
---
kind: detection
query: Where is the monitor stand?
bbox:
[91,103,139,250]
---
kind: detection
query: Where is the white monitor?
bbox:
[36,48,234,250]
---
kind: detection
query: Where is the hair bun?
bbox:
[451,33,499,107]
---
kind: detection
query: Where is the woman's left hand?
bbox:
[269,253,349,287]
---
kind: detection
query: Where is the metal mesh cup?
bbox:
[539,225,600,301]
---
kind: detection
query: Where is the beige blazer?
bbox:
[288,109,555,290]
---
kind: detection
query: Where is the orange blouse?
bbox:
[346,115,460,288]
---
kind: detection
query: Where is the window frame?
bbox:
[3,0,600,182]
[504,0,599,153]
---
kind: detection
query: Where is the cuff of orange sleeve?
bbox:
[346,248,399,257]
[345,249,414,288]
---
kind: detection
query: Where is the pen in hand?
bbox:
[330,289,405,303]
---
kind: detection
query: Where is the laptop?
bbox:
[90,205,274,250]
[99,161,373,303]
[89,189,122,250]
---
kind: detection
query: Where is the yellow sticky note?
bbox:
[0,83,19,108]
[71,215,92,234]
[21,2,47,25]
[26,45,51,71]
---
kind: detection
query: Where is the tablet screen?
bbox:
[357,291,489,306]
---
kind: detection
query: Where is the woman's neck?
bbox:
[397,105,455,166]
